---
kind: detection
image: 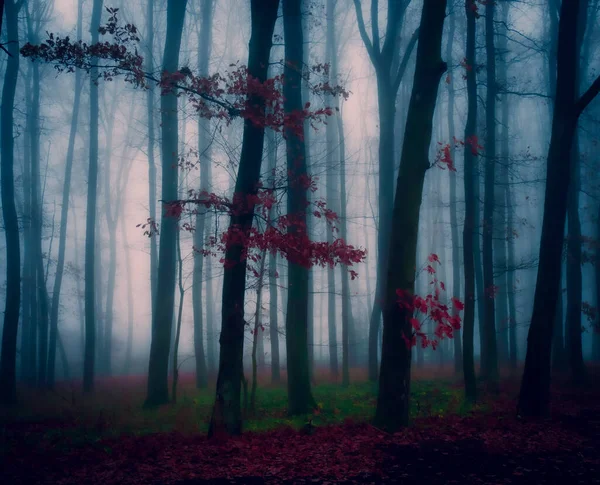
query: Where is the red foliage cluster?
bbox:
[20,9,347,139]
[433,135,484,172]
[396,255,464,350]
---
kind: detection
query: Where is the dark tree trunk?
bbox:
[594,202,600,362]
[462,0,478,403]
[283,0,316,416]
[0,0,22,406]
[374,0,447,432]
[482,0,499,386]
[145,0,188,406]
[565,136,586,383]
[517,0,600,418]
[208,0,279,437]
[83,0,104,393]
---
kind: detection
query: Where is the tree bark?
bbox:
[374,0,447,431]
[0,0,22,406]
[145,0,188,406]
[283,0,317,416]
[192,0,213,390]
[462,0,478,403]
[48,0,83,388]
[482,0,499,386]
[83,0,104,393]
[146,0,158,313]
[208,0,279,437]
[517,0,600,418]
[446,6,463,375]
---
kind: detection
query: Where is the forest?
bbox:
[1,0,599,483]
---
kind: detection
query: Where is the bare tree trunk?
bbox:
[446,7,463,375]
[48,0,84,389]
[208,0,279,437]
[145,0,188,407]
[192,0,213,390]
[0,0,22,406]
[172,232,185,403]
[374,0,447,431]
[518,0,600,417]
[283,0,316,416]
[83,0,104,393]
[146,0,158,312]
[250,247,267,413]
[482,0,499,387]
[462,0,478,403]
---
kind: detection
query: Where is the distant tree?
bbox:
[145,0,188,406]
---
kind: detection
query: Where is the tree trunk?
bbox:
[462,0,478,403]
[83,0,104,393]
[250,247,267,413]
[208,0,279,437]
[594,202,600,362]
[146,0,158,313]
[191,0,213,390]
[325,0,339,379]
[48,0,84,389]
[374,0,447,432]
[172,232,185,403]
[145,0,188,407]
[565,136,586,383]
[482,0,499,386]
[446,7,463,375]
[517,0,600,418]
[267,130,280,384]
[0,0,22,406]
[283,0,316,416]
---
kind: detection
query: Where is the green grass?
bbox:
[2,377,478,451]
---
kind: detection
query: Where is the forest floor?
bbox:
[1,366,599,484]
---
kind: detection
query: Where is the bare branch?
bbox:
[392,27,419,94]
[574,74,600,118]
[352,0,376,62]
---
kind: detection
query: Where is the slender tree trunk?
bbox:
[517,0,600,417]
[594,202,600,362]
[565,135,586,383]
[0,0,22,406]
[208,0,279,437]
[462,0,478,403]
[48,0,84,388]
[145,0,188,406]
[146,0,158,312]
[482,0,499,386]
[267,130,280,384]
[121,201,134,374]
[192,0,213,390]
[446,8,463,375]
[250,248,267,413]
[283,0,317,416]
[83,0,104,393]
[172,232,185,403]
[374,0,447,431]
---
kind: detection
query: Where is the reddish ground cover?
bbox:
[2,374,599,485]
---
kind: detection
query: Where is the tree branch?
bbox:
[352,0,376,63]
[392,27,419,94]
[371,0,380,55]
[574,74,600,118]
